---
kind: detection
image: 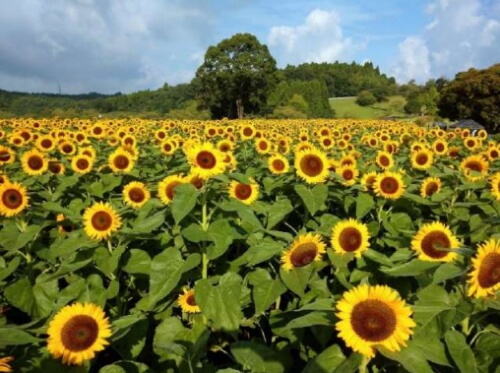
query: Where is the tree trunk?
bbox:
[236,98,244,119]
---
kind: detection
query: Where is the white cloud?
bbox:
[392,0,500,82]
[267,9,356,66]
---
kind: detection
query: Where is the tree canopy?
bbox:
[194,33,277,119]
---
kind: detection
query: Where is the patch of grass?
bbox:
[330,96,407,119]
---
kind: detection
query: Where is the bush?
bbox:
[355,90,376,106]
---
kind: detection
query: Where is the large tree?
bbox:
[194,33,277,119]
[438,64,500,133]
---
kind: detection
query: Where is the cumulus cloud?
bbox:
[267,9,356,66]
[392,0,500,82]
[0,0,214,93]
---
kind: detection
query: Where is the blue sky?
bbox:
[0,0,498,94]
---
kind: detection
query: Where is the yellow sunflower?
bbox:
[71,154,93,174]
[83,202,122,241]
[410,149,433,170]
[48,158,66,175]
[281,233,326,271]
[420,177,442,198]
[36,135,56,152]
[0,182,29,217]
[158,174,185,205]
[331,219,370,258]
[108,149,135,173]
[336,284,416,358]
[255,138,272,155]
[432,139,448,156]
[490,172,500,201]
[184,173,205,190]
[58,140,77,156]
[160,139,177,155]
[376,151,394,170]
[178,288,201,313]
[295,147,330,184]
[361,171,378,191]
[460,155,489,181]
[268,154,290,174]
[336,165,359,186]
[57,214,75,237]
[0,146,16,165]
[0,357,13,372]
[373,171,405,200]
[123,181,150,209]
[467,239,500,298]
[21,149,48,176]
[186,142,225,180]
[0,173,8,185]
[228,178,259,205]
[411,222,460,262]
[47,302,111,366]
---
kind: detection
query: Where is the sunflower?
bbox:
[319,136,335,150]
[486,146,499,161]
[295,147,330,184]
[178,288,201,313]
[217,139,233,153]
[57,214,75,237]
[361,171,378,191]
[240,124,256,140]
[21,149,48,176]
[229,178,259,205]
[376,151,394,169]
[420,177,442,198]
[123,181,150,209]
[490,172,500,201]
[0,173,8,185]
[158,174,185,205]
[336,284,416,358]
[460,155,489,181]
[0,182,29,217]
[410,149,433,170]
[467,239,500,298]
[255,138,272,155]
[373,171,405,200]
[48,158,66,175]
[71,154,93,174]
[281,233,326,271]
[108,149,134,173]
[0,357,13,372]
[185,173,205,190]
[36,135,56,152]
[58,141,77,156]
[160,139,177,155]
[83,202,122,241]
[432,139,448,156]
[268,154,290,174]
[186,142,225,180]
[336,165,359,186]
[0,146,15,165]
[331,219,370,258]
[47,302,111,365]
[411,222,460,262]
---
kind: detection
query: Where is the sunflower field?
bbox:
[0,118,500,373]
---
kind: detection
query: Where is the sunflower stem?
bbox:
[462,317,470,336]
[359,355,370,373]
[201,189,209,279]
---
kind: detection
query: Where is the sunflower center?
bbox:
[478,253,500,288]
[343,169,354,180]
[60,315,99,352]
[235,184,252,200]
[190,177,204,190]
[62,145,73,153]
[379,156,390,167]
[465,161,482,172]
[436,143,445,152]
[272,159,285,171]
[113,155,130,169]
[323,138,332,146]
[41,139,52,148]
[300,155,323,177]
[49,162,62,174]
[197,151,216,169]
[166,181,182,200]
[28,155,43,170]
[339,228,362,252]
[2,189,22,209]
[380,177,399,194]
[421,231,451,258]
[163,144,172,152]
[0,151,11,162]
[243,127,253,137]
[490,150,499,159]
[186,293,197,306]
[258,141,268,151]
[351,299,397,342]
[76,158,89,170]
[425,182,439,196]
[91,211,113,231]
[128,187,145,203]
[290,242,318,268]
[93,127,103,135]
[220,144,230,152]
[416,154,428,165]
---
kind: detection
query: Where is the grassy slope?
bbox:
[329,96,407,119]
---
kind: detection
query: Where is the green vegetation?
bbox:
[330,96,407,119]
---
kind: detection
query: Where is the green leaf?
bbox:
[355,193,375,220]
[0,327,42,346]
[147,247,185,309]
[207,219,234,260]
[122,249,151,275]
[171,184,199,225]
[412,335,450,367]
[0,256,21,282]
[285,311,335,329]
[195,273,243,333]
[267,199,293,229]
[99,361,150,373]
[182,224,210,242]
[413,285,455,333]
[295,184,328,215]
[380,259,440,277]
[49,231,99,258]
[4,278,58,319]
[248,269,286,314]
[303,344,345,373]
[445,330,478,373]
[152,317,186,361]
[243,240,285,266]
[279,266,313,297]
[296,298,335,312]
[131,211,165,233]
[332,352,363,373]
[231,341,285,373]
[378,345,434,373]
[0,222,41,251]
[433,263,464,284]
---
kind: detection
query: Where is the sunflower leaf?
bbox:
[171,184,199,226]
[295,184,328,216]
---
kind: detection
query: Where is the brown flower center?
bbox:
[379,155,390,167]
[49,161,62,174]
[2,189,23,209]
[339,227,363,252]
[113,155,130,170]
[243,127,253,137]
[425,182,439,196]
[351,299,397,342]
[76,158,89,170]
[478,252,500,288]
[91,211,113,231]
[62,145,73,154]
[420,231,451,258]
[186,293,197,306]
[300,154,324,177]
[235,183,252,200]
[128,187,145,203]
[290,242,318,268]
[380,177,399,194]
[342,169,354,180]
[435,143,445,152]
[272,159,285,172]
[60,314,99,352]
[258,141,268,151]
[166,181,182,201]
[197,151,216,169]
[464,161,482,173]
[416,153,428,165]
[28,155,44,170]
[0,151,11,162]
[41,139,53,148]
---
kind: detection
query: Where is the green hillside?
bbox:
[330,96,407,119]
